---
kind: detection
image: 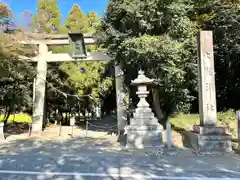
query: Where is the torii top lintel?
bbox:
[18,33,113,62]
[19,33,97,45]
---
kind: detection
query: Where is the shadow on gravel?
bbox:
[0,135,239,179]
[3,123,30,139]
[84,115,118,135]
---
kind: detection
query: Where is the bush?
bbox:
[0,113,32,123]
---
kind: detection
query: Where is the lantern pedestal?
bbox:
[126,70,163,150]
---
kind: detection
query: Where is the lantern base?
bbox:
[125,125,163,150]
[182,125,232,153]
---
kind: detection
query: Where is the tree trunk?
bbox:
[151,89,165,124]
[60,112,64,125]
[65,112,67,124]
[3,106,11,125]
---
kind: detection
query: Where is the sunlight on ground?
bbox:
[1,111,239,155]
[1,126,182,156]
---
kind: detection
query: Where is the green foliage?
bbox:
[1,1,111,123]
[189,0,240,110]
[102,0,198,118]
[0,38,35,117]
[0,3,35,118]
[119,35,195,112]
[33,0,65,33]
[61,61,112,100]
[62,5,113,103]
[65,4,88,33]
[30,0,74,117]
[102,0,240,118]
[86,12,101,34]
[211,6,240,110]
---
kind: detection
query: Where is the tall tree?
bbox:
[102,0,240,121]
[65,4,88,33]
[86,11,101,34]
[33,0,66,33]
[0,3,35,122]
[190,0,240,110]
[62,6,112,110]
[31,0,73,124]
[101,0,198,122]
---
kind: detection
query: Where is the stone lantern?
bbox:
[126,70,163,150]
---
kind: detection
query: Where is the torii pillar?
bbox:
[32,44,48,133]
[115,63,128,142]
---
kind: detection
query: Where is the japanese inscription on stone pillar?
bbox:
[197,31,217,126]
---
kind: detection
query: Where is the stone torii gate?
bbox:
[19,33,127,134]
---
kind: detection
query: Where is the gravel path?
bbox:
[0,125,240,180]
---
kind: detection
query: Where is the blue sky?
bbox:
[1,0,109,23]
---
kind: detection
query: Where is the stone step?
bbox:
[198,140,232,152]
[182,131,232,153]
[126,125,163,131]
[198,134,232,141]
[193,125,227,135]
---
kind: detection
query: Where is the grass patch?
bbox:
[169,110,237,139]
[0,114,32,123]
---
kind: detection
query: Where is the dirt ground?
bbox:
[3,125,183,148]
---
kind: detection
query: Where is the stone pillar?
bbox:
[32,44,48,133]
[0,122,4,141]
[236,110,240,149]
[183,31,232,153]
[115,64,127,135]
[126,70,163,150]
[166,122,172,148]
[197,31,217,126]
